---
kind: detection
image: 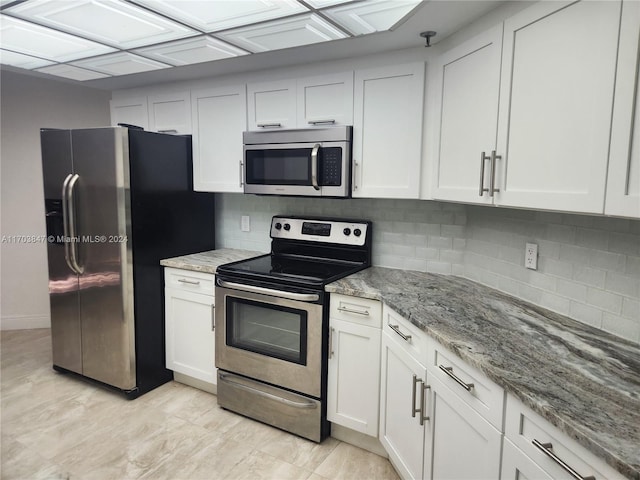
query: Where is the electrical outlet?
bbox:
[241,215,250,232]
[525,243,538,270]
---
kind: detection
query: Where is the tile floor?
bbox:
[1,329,400,480]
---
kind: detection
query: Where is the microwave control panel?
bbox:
[320,148,342,186]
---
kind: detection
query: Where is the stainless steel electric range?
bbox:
[215,215,372,442]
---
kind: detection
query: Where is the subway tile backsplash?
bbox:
[215,194,640,343]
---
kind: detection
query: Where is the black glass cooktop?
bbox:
[217,254,365,288]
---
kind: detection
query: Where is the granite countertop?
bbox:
[160,248,265,274]
[326,267,640,480]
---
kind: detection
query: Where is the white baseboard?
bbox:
[1,314,50,330]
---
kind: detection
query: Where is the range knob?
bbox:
[354,228,362,237]
[275,222,282,230]
[343,228,351,236]
[283,223,291,231]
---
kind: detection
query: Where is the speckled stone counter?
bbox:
[326,267,640,480]
[160,248,264,274]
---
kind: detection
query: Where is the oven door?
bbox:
[243,141,350,197]
[215,279,324,398]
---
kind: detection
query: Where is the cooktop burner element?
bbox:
[216,215,372,290]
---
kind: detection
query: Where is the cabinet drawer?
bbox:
[505,394,625,480]
[164,267,215,296]
[429,343,504,430]
[382,305,428,362]
[330,294,382,328]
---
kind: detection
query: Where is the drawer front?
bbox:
[330,293,382,328]
[429,343,504,430]
[164,267,215,296]
[382,305,428,362]
[505,394,625,480]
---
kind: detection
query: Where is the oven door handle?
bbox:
[217,279,320,302]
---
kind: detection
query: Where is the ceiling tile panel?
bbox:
[217,13,347,53]
[0,48,55,69]
[324,0,422,35]
[71,52,170,75]
[133,35,248,66]
[134,0,308,33]
[36,63,110,80]
[5,0,197,48]
[0,14,116,61]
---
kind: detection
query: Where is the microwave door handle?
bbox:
[311,144,320,191]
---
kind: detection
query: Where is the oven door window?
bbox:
[226,297,308,365]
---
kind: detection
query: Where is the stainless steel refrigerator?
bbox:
[41,126,215,398]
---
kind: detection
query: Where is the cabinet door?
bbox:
[379,331,427,480]
[353,63,424,199]
[297,72,354,127]
[165,287,216,384]
[495,0,622,213]
[327,317,380,437]
[431,25,503,205]
[110,97,148,130]
[148,91,192,134]
[424,374,502,480]
[606,0,640,218]
[247,79,296,130]
[191,85,247,192]
[501,438,554,480]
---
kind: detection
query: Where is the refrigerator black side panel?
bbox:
[128,130,215,395]
[41,129,82,374]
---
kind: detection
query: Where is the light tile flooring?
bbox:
[1,329,400,480]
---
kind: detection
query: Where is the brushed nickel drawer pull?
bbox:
[329,327,335,358]
[479,151,490,196]
[257,123,282,128]
[308,119,336,125]
[439,365,474,391]
[389,324,411,342]
[412,374,421,418]
[178,278,200,285]
[337,306,369,316]
[532,439,595,480]
[420,383,431,426]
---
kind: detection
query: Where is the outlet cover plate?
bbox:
[525,243,538,270]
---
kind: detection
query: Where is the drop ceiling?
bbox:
[0,0,503,90]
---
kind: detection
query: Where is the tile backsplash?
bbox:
[215,193,640,343]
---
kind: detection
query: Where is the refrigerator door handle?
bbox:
[67,174,84,274]
[61,174,76,274]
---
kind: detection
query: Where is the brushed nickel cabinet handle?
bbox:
[257,123,282,128]
[412,374,421,418]
[329,327,335,358]
[178,278,200,285]
[479,151,490,196]
[420,382,431,425]
[438,365,474,391]
[353,160,359,190]
[490,150,501,196]
[532,439,595,480]
[211,304,215,331]
[239,161,244,187]
[308,119,336,125]
[337,306,369,316]
[389,324,412,342]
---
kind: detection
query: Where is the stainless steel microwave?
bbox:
[243,126,352,197]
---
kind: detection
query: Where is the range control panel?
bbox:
[270,216,369,246]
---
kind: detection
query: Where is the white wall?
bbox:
[216,194,640,344]
[0,70,111,330]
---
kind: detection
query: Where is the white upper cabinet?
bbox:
[148,91,192,134]
[495,0,621,213]
[430,25,503,205]
[247,79,297,130]
[191,85,247,192]
[110,96,148,130]
[248,72,354,130]
[353,62,425,199]
[297,72,354,127]
[605,0,640,218]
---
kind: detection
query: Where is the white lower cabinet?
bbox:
[504,394,625,480]
[379,329,428,480]
[501,437,553,480]
[425,374,502,480]
[328,294,382,437]
[164,268,216,385]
